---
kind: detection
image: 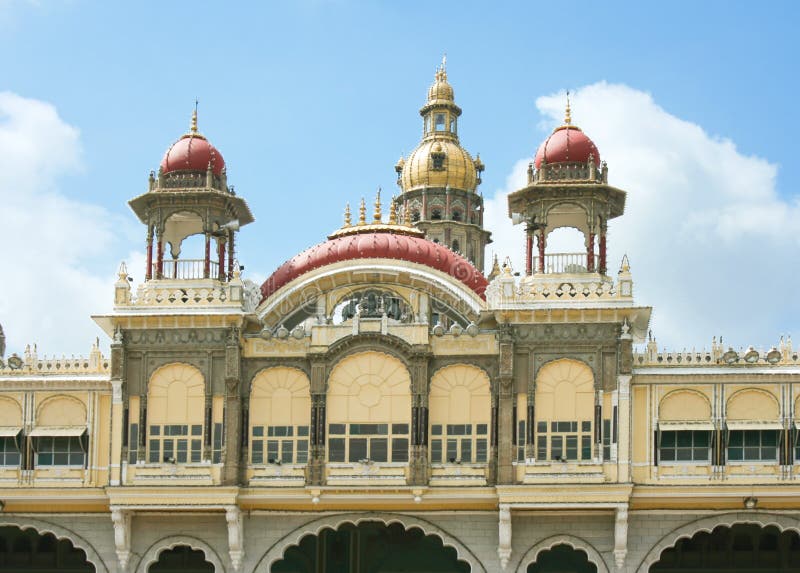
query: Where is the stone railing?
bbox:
[149,169,230,194]
[154,259,220,281]
[0,342,109,375]
[528,160,608,185]
[532,253,597,274]
[634,337,800,367]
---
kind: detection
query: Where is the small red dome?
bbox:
[534,126,600,168]
[160,134,225,176]
[261,232,488,301]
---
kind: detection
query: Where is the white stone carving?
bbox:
[226,505,245,571]
[111,508,131,572]
[497,503,512,570]
[614,505,628,570]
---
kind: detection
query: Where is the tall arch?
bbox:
[135,536,225,573]
[517,534,609,573]
[253,513,486,573]
[36,395,87,426]
[0,516,109,573]
[634,512,800,573]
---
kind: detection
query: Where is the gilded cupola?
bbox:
[396,57,484,193]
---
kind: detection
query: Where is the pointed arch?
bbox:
[135,535,225,573]
[517,534,609,573]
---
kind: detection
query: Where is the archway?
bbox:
[649,523,800,572]
[271,521,470,572]
[148,545,214,573]
[0,525,94,572]
[526,543,598,573]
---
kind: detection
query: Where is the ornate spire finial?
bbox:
[373,188,382,223]
[388,198,398,225]
[191,99,199,134]
[343,203,352,227]
[358,198,367,225]
[564,91,572,126]
[403,201,412,226]
[436,54,447,82]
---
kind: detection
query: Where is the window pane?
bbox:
[191,439,202,463]
[762,431,777,446]
[149,441,160,463]
[566,436,578,460]
[252,426,264,437]
[370,438,387,462]
[349,438,367,462]
[551,436,563,459]
[728,431,743,446]
[461,439,472,463]
[329,438,345,462]
[694,431,709,447]
[251,440,263,464]
[661,449,675,461]
[431,425,442,436]
[661,432,675,447]
[582,421,591,432]
[537,421,547,433]
[191,425,202,436]
[537,437,547,460]
[281,441,293,464]
[676,447,692,461]
[297,426,309,437]
[476,439,488,463]
[431,439,442,463]
[391,438,408,463]
[267,440,279,462]
[297,440,308,464]
[728,447,743,461]
[694,448,709,461]
[329,424,346,435]
[581,435,592,460]
[446,439,458,462]
[392,424,409,435]
[477,424,488,435]
[676,432,692,447]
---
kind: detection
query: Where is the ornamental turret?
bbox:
[128,108,254,282]
[393,58,491,271]
[507,95,625,278]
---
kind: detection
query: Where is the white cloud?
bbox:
[484,82,800,350]
[0,92,123,357]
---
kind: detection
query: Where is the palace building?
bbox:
[2,61,800,573]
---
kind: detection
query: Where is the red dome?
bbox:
[160,134,225,176]
[261,232,489,301]
[534,126,600,168]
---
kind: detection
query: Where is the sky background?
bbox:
[1,0,799,356]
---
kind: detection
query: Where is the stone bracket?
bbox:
[614,504,629,569]
[498,503,512,569]
[226,505,245,571]
[110,508,131,572]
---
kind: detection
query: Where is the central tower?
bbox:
[394,59,491,271]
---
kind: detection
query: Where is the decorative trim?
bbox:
[0,516,109,573]
[516,534,610,573]
[251,512,486,573]
[634,511,800,573]
[134,535,226,573]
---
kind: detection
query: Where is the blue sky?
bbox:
[1,1,799,355]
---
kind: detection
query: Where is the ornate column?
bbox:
[614,505,629,569]
[497,327,514,483]
[204,232,211,279]
[222,327,241,485]
[537,228,546,273]
[109,333,124,486]
[618,325,633,482]
[525,226,534,276]
[145,225,154,280]
[409,354,430,485]
[599,222,608,275]
[587,232,595,272]
[227,231,235,279]
[156,226,164,279]
[498,503,512,570]
[307,358,327,485]
[111,508,131,572]
[225,506,245,571]
[217,236,227,281]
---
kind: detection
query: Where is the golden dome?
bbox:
[427,68,454,104]
[400,138,478,192]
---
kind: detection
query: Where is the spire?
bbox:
[388,199,398,225]
[343,203,351,227]
[373,188,382,223]
[358,197,367,225]
[437,54,447,81]
[190,99,199,135]
[564,91,572,126]
[403,202,412,226]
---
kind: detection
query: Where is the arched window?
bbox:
[250,368,310,465]
[147,364,205,464]
[0,398,22,467]
[429,365,491,464]
[534,359,594,462]
[32,396,87,468]
[431,208,443,220]
[327,352,411,463]
[451,209,462,222]
[411,209,421,222]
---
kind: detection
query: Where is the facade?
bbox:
[1,63,800,573]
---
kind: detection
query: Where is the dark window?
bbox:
[728,430,777,462]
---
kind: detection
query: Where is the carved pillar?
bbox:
[618,330,633,482]
[421,189,428,221]
[228,231,235,279]
[614,505,629,569]
[595,389,603,461]
[226,505,245,571]
[217,236,227,281]
[307,359,327,485]
[445,188,451,219]
[111,508,131,572]
[497,331,514,484]
[537,229,546,273]
[526,384,536,460]
[525,227,533,276]
[204,232,211,279]
[599,222,608,275]
[587,232,595,272]
[109,338,124,486]
[145,225,154,281]
[498,504,512,570]
[409,355,429,485]
[222,328,241,485]
[156,226,164,279]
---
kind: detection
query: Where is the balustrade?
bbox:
[152,259,220,280]
[533,253,598,274]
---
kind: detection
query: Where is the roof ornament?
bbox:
[358,197,367,225]
[403,202,412,226]
[436,54,447,82]
[564,91,572,126]
[343,203,352,227]
[190,99,199,135]
[373,188,383,223]
[388,198,398,225]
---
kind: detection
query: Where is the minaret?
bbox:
[394,58,491,271]
[508,95,624,279]
[128,108,254,282]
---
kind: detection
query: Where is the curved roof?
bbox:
[534,125,600,168]
[260,232,489,301]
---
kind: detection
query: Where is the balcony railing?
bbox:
[153,259,220,280]
[533,253,598,274]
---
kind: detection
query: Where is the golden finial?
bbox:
[435,53,447,82]
[358,198,366,225]
[564,91,572,126]
[388,198,398,225]
[403,202,412,226]
[343,203,352,227]
[373,188,382,223]
[190,99,199,134]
